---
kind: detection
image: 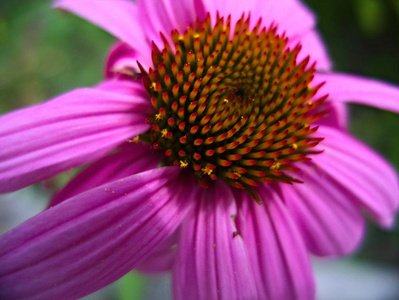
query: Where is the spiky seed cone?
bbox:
[140,14,326,198]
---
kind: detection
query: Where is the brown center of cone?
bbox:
[139,14,326,199]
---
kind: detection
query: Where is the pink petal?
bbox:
[289,30,332,71]
[0,82,152,193]
[313,126,399,227]
[50,143,162,206]
[253,0,316,37]
[137,0,206,48]
[96,79,148,96]
[315,101,348,129]
[201,0,316,37]
[136,232,178,274]
[136,245,176,274]
[54,0,152,67]
[105,42,140,79]
[0,167,193,299]
[235,188,315,300]
[173,182,258,300]
[313,73,399,113]
[281,164,365,256]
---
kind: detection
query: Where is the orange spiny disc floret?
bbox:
[140,13,326,197]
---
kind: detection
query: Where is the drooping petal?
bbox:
[137,0,206,48]
[136,244,176,274]
[281,164,365,256]
[54,0,153,67]
[173,182,257,300]
[105,42,139,79]
[315,101,348,129]
[312,126,399,227]
[0,167,193,300]
[235,188,315,300]
[253,0,316,37]
[201,0,316,37]
[96,78,149,96]
[289,30,332,71]
[50,142,162,206]
[136,232,178,274]
[0,82,152,193]
[313,73,399,113]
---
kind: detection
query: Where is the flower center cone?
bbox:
[139,14,327,201]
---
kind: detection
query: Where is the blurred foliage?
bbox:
[116,272,148,300]
[0,0,398,291]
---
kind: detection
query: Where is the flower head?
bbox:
[0,0,398,299]
[141,13,326,194]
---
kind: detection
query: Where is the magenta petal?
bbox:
[136,232,178,274]
[136,244,176,274]
[235,188,315,300]
[137,0,205,48]
[252,0,316,37]
[290,30,332,71]
[313,126,399,227]
[281,164,365,256]
[198,0,258,29]
[316,101,348,129]
[201,0,316,37]
[96,78,149,96]
[0,167,193,299]
[54,0,152,66]
[50,143,162,206]
[105,42,139,79]
[314,72,399,112]
[173,182,258,300]
[0,83,152,193]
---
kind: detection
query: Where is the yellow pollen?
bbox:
[270,162,281,170]
[292,143,298,150]
[151,82,156,90]
[193,33,200,39]
[133,135,140,143]
[233,171,241,178]
[179,160,189,168]
[161,129,168,138]
[178,35,184,41]
[128,135,140,143]
[202,167,213,175]
[307,101,313,106]
[223,99,229,103]
[155,113,163,120]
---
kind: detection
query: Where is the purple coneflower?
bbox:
[0,0,398,299]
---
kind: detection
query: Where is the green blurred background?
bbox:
[0,0,398,298]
